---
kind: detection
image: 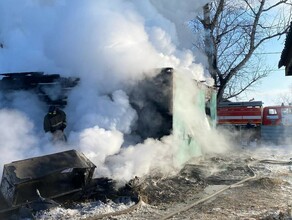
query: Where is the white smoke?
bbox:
[0,0,224,181]
[0,109,39,165]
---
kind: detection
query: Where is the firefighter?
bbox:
[43,106,67,142]
[246,121,254,129]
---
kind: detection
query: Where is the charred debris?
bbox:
[0,150,139,219]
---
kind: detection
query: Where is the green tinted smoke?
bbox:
[173,74,202,165]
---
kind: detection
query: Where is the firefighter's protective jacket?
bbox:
[43,109,67,133]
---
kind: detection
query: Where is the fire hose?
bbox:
[160,158,292,220]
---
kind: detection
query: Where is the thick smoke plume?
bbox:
[0,0,230,182]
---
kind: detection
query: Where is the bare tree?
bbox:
[192,0,292,102]
[273,84,292,105]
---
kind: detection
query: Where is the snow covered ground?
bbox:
[35,200,135,220]
[27,144,292,220]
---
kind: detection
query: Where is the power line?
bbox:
[270,69,284,72]
[232,52,282,55]
[253,52,281,54]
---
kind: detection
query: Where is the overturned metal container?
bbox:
[0,150,96,208]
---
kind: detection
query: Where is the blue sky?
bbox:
[240,36,292,106]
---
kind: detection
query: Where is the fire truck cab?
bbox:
[262,105,292,126]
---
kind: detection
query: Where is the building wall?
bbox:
[173,71,216,165]
[128,68,217,166]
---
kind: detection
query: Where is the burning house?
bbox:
[0,68,217,217]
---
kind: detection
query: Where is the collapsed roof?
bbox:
[0,72,79,106]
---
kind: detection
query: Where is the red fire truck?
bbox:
[217,101,292,144]
[217,101,262,128]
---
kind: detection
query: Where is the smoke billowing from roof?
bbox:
[0,0,227,182]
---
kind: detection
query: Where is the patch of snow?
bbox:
[35,200,135,220]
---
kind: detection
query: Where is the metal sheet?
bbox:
[0,150,96,207]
